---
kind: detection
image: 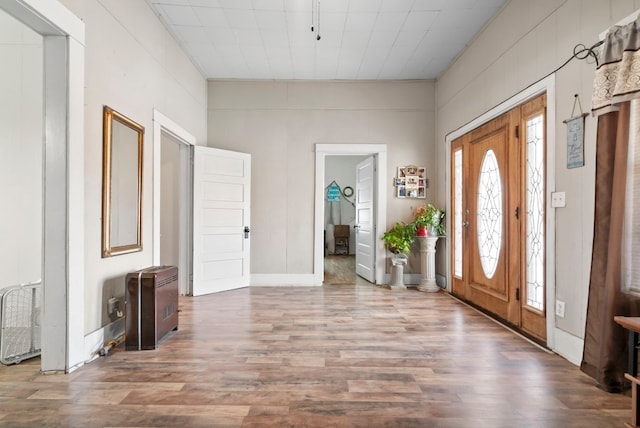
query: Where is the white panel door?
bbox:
[355,156,375,282]
[192,146,251,296]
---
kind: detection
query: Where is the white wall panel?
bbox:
[203,260,243,280]
[203,182,244,202]
[203,156,245,177]
[203,234,243,254]
[203,208,244,227]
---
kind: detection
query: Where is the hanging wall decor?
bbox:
[564,94,588,169]
[327,182,341,201]
[395,165,427,198]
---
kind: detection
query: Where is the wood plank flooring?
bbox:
[0,285,632,427]
[324,255,358,285]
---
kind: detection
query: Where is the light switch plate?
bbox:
[556,300,566,318]
[551,191,566,208]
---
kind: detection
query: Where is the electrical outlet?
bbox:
[551,192,566,208]
[556,300,566,318]
[108,297,119,315]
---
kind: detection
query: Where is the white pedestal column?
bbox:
[417,236,439,292]
[389,255,408,290]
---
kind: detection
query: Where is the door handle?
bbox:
[244,226,250,239]
[353,224,360,230]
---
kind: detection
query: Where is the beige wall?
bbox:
[435,0,640,347]
[58,0,207,334]
[207,80,435,276]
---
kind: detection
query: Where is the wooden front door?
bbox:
[463,111,521,325]
[451,94,547,342]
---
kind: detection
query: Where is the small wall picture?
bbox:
[566,115,585,169]
[396,165,426,199]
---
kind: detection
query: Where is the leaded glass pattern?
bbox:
[526,114,545,310]
[477,149,502,279]
[454,150,463,277]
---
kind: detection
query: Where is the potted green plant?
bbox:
[381,222,415,290]
[382,222,415,255]
[413,204,445,237]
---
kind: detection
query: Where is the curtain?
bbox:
[592,17,640,115]
[582,16,640,392]
[581,105,630,392]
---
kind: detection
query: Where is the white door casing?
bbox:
[355,156,375,282]
[192,146,251,296]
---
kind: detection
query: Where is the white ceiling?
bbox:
[147,0,506,80]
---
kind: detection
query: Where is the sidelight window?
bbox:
[525,114,545,310]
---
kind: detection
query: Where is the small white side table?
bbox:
[417,236,439,292]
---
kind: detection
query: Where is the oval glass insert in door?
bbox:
[477,149,503,279]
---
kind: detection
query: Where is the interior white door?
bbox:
[355,156,375,282]
[192,146,251,296]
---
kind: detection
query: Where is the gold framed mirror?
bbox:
[102,106,144,257]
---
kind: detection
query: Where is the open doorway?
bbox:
[159,133,192,295]
[0,10,43,291]
[152,110,195,296]
[314,144,387,286]
[0,8,43,364]
[324,155,367,284]
[153,113,252,296]
[0,1,85,372]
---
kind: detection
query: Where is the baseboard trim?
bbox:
[83,317,125,367]
[552,327,583,366]
[382,273,446,288]
[251,274,320,286]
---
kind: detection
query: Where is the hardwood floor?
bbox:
[0,285,631,427]
[324,255,357,284]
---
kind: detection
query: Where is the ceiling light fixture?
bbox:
[310,0,321,40]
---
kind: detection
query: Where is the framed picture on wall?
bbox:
[396,166,426,198]
[566,114,586,169]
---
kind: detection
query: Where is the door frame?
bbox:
[152,109,195,295]
[314,144,387,285]
[1,0,86,372]
[445,75,557,350]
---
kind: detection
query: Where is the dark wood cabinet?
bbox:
[125,266,178,350]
